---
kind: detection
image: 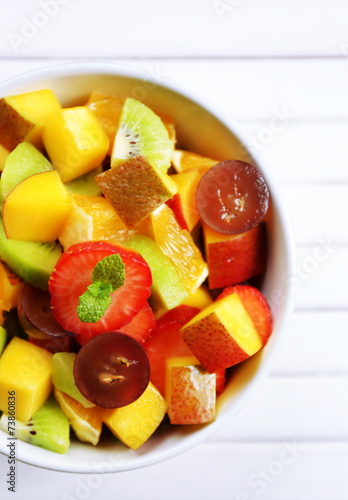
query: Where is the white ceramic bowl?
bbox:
[0,62,295,473]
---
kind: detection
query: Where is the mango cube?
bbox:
[2,170,72,242]
[180,294,263,373]
[165,356,216,425]
[103,382,167,450]
[0,260,24,311]
[43,107,109,182]
[0,337,53,422]
[0,89,61,153]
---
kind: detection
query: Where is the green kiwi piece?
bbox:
[0,326,7,356]
[125,234,188,309]
[65,166,103,196]
[0,219,62,290]
[0,397,70,454]
[1,142,53,203]
[51,352,95,408]
[111,97,174,172]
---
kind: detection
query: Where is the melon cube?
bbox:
[0,337,53,422]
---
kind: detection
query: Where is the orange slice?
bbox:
[54,388,103,446]
[86,92,124,155]
[150,204,208,293]
[171,150,219,173]
[58,194,134,251]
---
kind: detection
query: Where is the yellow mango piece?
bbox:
[181,285,213,310]
[0,89,61,151]
[103,382,167,450]
[43,107,109,183]
[0,261,24,311]
[2,170,72,242]
[0,144,10,172]
[181,294,263,373]
[165,356,216,425]
[0,337,53,422]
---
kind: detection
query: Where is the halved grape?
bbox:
[196,160,269,235]
[18,284,70,339]
[73,332,150,408]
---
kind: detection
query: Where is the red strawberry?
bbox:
[118,302,156,343]
[217,285,272,345]
[144,305,199,396]
[76,302,156,346]
[49,241,152,336]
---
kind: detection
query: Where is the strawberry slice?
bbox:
[165,193,189,231]
[49,241,152,336]
[76,301,156,346]
[144,305,199,396]
[118,302,156,343]
[217,285,272,345]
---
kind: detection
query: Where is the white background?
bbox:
[0,1,347,499]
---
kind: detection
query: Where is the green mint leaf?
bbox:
[77,282,113,323]
[92,254,125,291]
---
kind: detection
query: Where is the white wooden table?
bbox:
[0,1,347,498]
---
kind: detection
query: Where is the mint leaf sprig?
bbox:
[77,254,125,323]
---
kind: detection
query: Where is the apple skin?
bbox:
[203,222,267,289]
[180,294,263,373]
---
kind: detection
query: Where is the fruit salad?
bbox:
[0,88,272,454]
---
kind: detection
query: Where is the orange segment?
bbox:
[86,92,124,155]
[171,149,219,173]
[58,194,134,251]
[54,388,103,446]
[150,204,208,293]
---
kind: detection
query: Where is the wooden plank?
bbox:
[241,120,348,183]
[1,442,347,500]
[294,246,347,310]
[0,0,348,58]
[281,185,348,246]
[214,376,348,441]
[1,59,348,121]
[273,312,348,375]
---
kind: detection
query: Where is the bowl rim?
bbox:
[0,61,296,473]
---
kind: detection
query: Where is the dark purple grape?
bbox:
[73,332,150,408]
[18,284,69,339]
[196,160,270,235]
